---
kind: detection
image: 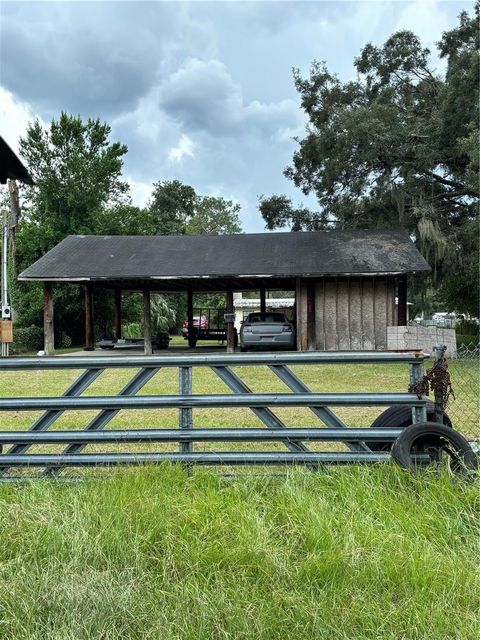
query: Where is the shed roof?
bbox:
[19,230,430,288]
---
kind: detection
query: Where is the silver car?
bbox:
[239,312,295,351]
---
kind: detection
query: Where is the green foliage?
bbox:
[11,324,44,354]
[96,203,157,235]
[149,181,243,236]
[14,114,130,337]
[151,294,176,332]
[122,322,143,339]
[259,194,326,231]
[260,6,479,315]
[186,196,242,235]
[18,113,128,254]
[148,179,197,235]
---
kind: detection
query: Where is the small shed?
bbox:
[18,230,430,354]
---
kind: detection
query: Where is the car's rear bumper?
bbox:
[240,333,295,349]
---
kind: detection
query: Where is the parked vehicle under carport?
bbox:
[239,312,295,351]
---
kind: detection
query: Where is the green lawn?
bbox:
[0,362,478,638]
[0,465,478,639]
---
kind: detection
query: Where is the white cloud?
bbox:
[0,86,43,153]
[125,176,153,208]
[168,134,195,163]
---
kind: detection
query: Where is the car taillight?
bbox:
[243,324,252,332]
[282,325,292,333]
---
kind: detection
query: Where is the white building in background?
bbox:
[233,295,295,332]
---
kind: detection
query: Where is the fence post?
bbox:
[433,344,447,424]
[409,358,427,423]
[179,366,193,475]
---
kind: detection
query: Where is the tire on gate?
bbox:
[391,422,478,475]
[368,401,452,451]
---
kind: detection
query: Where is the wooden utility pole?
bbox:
[7,179,20,271]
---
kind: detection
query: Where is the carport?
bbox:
[18,230,430,355]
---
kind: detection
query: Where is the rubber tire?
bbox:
[391,422,478,475]
[368,402,452,451]
[240,346,248,352]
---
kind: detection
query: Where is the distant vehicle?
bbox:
[182,315,209,339]
[432,312,456,328]
[239,312,295,351]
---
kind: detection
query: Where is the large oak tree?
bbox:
[260,5,479,315]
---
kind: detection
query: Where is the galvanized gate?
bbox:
[0,351,429,475]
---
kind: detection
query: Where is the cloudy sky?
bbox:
[0,0,472,231]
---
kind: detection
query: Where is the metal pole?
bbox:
[1,208,9,357]
[433,344,447,424]
[179,365,193,475]
[409,358,427,423]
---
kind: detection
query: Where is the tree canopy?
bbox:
[260,5,479,315]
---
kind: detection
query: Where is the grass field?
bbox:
[0,465,478,639]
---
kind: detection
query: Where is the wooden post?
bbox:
[260,286,266,313]
[187,290,195,348]
[397,277,407,326]
[295,277,302,351]
[306,281,316,351]
[226,289,235,353]
[84,284,94,351]
[43,282,55,355]
[143,286,152,355]
[114,289,122,339]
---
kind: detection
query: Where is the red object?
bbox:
[183,315,209,330]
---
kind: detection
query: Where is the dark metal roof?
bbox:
[18,230,430,284]
[0,136,34,185]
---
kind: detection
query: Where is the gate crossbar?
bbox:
[0,351,429,475]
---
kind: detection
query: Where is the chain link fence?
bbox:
[447,342,480,443]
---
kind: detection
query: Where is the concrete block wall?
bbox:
[387,326,457,358]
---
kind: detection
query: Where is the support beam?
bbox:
[260,286,266,313]
[113,289,122,339]
[43,282,55,356]
[84,284,94,351]
[295,277,302,351]
[187,290,195,348]
[306,281,316,351]
[397,277,407,326]
[226,289,235,353]
[143,287,152,355]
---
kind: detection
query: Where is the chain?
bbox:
[409,353,455,411]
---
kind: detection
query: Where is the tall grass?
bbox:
[0,465,477,639]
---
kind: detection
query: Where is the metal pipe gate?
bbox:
[0,351,429,475]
